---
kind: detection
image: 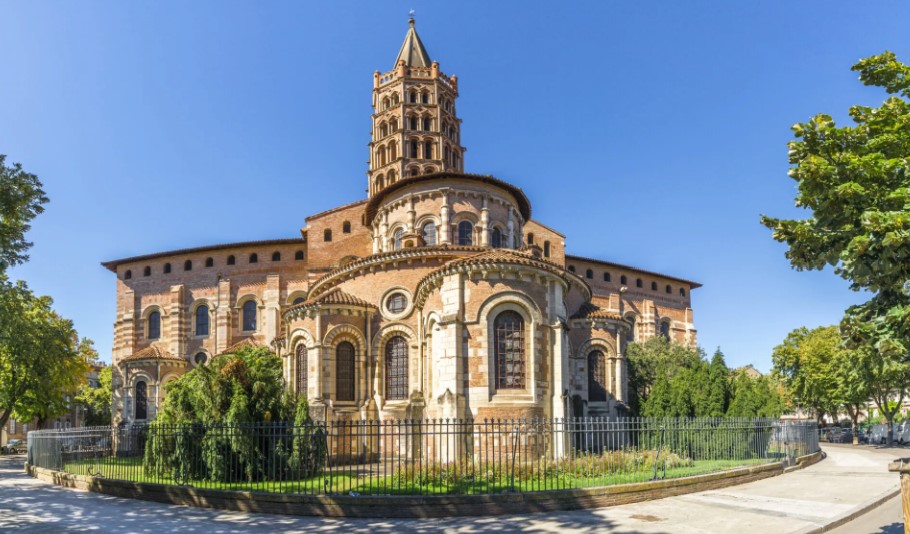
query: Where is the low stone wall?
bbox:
[26,452,822,518]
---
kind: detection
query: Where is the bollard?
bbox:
[887,458,910,534]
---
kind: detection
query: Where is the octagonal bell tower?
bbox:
[368,18,466,197]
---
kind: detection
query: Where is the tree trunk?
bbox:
[0,408,12,432]
[844,404,860,445]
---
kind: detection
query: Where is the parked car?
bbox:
[2,439,24,454]
[835,428,854,443]
[870,424,890,445]
[896,422,910,445]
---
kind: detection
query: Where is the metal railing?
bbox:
[27,417,818,496]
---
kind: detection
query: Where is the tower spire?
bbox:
[395,17,431,68]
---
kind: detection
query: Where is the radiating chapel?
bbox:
[104,20,700,426]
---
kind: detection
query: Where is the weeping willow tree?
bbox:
[144,346,322,483]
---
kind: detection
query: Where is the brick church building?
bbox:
[103,19,700,426]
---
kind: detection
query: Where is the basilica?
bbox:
[104,20,699,426]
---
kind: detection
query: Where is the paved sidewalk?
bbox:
[0,444,901,533]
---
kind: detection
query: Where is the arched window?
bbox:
[423,117,432,131]
[143,266,151,277]
[393,228,404,250]
[195,305,209,336]
[410,140,419,158]
[380,122,388,137]
[135,381,148,420]
[422,222,436,246]
[292,296,305,305]
[620,275,627,285]
[249,253,258,264]
[568,265,576,273]
[457,221,473,245]
[424,141,433,159]
[421,92,429,104]
[410,166,419,177]
[242,301,257,332]
[385,336,408,400]
[494,311,525,390]
[588,350,607,402]
[391,117,399,131]
[295,250,305,261]
[660,321,671,340]
[324,229,332,242]
[543,241,551,257]
[336,342,355,401]
[194,352,207,366]
[343,221,351,234]
[205,257,214,267]
[227,255,235,265]
[296,344,307,395]
[409,91,417,103]
[409,116,418,130]
[272,251,281,261]
[680,288,686,297]
[625,315,636,343]
[163,263,171,274]
[124,270,132,280]
[491,227,503,248]
[184,260,192,271]
[651,281,658,291]
[585,269,593,279]
[148,311,161,340]
[604,272,611,282]
[666,284,672,294]
[636,278,643,288]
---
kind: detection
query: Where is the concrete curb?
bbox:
[792,485,900,534]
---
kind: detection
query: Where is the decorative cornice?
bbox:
[308,245,486,297]
[365,172,531,225]
[414,249,591,308]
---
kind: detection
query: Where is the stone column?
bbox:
[263,275,281,345]
[380,212,389,252]
[480,196,490,247]
[507,207,515,249]
[215,278,232,354]
[168,285,184,359]
[407,195,416,233]
[439,190,451,244]
[372,224,381,254]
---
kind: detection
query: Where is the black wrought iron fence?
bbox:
[27,417,818,496]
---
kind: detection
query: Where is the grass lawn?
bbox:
[63,455,772,496]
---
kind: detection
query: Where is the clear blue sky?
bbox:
[2,1,907,371]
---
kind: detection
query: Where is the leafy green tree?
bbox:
[0,155,48,273]
[145,346,319,484]
[704,349,731,417]
[771,326,841,424]
[0,277,90,429]
[75,353,112,427]
[155,345,294,425]
[625,337,703,416]
[762,52,910,439]
[727,372,784,418]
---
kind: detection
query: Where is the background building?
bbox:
[103,20,699,426]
